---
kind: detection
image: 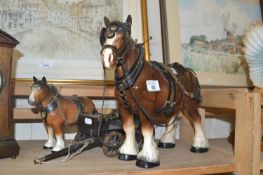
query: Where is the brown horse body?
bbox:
[28,77,96,152]
[100,16,208,168]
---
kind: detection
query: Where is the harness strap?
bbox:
[40,86,60,119]
[40,86,83,124]
[101,44,119,56]
[67,96,83,124]
[150,61,177,116]
[114,44,177,126]
[41,98,58,116]
[114,44,145,113]
[169,62,202,103]
[115,44,145,90]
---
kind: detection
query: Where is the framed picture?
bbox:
[163,0,262,86]
[0,0,148,81]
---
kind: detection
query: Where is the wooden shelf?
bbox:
[10,82,262,174]
[0,139,235,175]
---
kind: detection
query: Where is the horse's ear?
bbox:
[33,76,38,83]
[126,15,132,28]
[104,16,110,27]
[42,76,47,84]
[100,27,106,46]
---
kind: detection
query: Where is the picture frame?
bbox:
[162,0,262,86]
[0,0,149,83]
[260,0,263,19]
[159,0,170,65]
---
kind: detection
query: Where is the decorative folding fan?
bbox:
[243,21,263,88]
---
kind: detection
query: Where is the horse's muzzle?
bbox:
[101,53,115,70]
[28,99,37,106]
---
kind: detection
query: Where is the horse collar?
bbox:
[115,44,145,90]
[40,86,59,117]
[40,97,59,117]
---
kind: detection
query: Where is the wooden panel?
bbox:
[0,47,13,137]
[13,82,115,98]
[234,92,261,175]
[0,105,10,136]
[201,88,248,109]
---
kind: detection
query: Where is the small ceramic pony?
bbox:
[28,76,96,152]
[100,15,209,168]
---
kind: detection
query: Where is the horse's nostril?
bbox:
[28,99,36,106]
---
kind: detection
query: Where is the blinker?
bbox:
[109,25,118,32]
[106,25,119,39]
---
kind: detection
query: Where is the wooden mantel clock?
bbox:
[0,29,20,158]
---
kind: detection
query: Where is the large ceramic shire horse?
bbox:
[100,15,209,168]
[28,77,97,152]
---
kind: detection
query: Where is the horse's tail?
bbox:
[169,62,202,103]
[243,21,263,88]
[76,96,97,115]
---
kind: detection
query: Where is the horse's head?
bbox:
[100,15,132,69]
[28,76,50,106]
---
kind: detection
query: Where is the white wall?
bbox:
[147,0,163,62]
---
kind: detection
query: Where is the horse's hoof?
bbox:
[158,142,175,148]
[190,146,209,153]
[51,146,64,153]
[43,146,53,149]
[118,153,137,161]
[136,159,160,168]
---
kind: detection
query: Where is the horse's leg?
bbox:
[43,125,55,149]
[182,106,209,153]
[136,113,160,168]
[118,107,138,161]
[158,116,177,148]
[52,122,65,152]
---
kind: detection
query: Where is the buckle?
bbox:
[118,83,125,91]
[116,57,124,66]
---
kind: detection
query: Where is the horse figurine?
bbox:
[28,76,97,152]
[100,15,209,168]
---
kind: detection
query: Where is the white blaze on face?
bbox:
[28,86,40,105]
[102,35,117,69]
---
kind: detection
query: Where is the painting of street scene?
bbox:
[178,0,261,74]
[0,0,122,79]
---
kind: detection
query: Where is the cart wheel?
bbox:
[102,131,124,157]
